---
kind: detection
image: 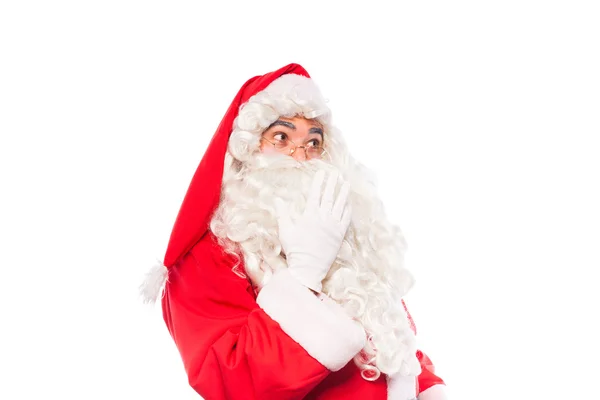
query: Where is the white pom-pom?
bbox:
[139,258,169,304]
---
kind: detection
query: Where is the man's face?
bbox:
[260,116,324,161]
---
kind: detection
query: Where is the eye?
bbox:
[306,139,322,148]
[273,133,288,142]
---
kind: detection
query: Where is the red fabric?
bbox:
[162,233,329,400]
[416,350,445,394]
[402,300,446,393]
[159,63,445,398]
[304,362,388,399]
[162,63,310,268]
[162,232,445,399]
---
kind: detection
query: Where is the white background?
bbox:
[1,1,598,399]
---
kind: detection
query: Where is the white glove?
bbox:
[274,169,352,293]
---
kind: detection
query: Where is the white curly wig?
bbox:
[209,74,421,380]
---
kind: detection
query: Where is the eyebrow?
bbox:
[309,127,324,136]
[267,119,324,136]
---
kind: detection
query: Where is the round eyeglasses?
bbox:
[260,136,328,160]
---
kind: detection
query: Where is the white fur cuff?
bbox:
[418,384,448,400]
[256,269,366,371]
[387,374,417,400]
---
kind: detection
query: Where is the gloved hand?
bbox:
[274,169,352,293]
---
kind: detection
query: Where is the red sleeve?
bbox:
[161,236,330,400]
[416,350,445,393]
[401,300,446,394]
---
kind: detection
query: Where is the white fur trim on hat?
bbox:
[139,259,169,304]
[234,73,331,135]
[256,269,366,371]
[261,73,331,119]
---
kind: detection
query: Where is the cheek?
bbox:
[260,141,276,154]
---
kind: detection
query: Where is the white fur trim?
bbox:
[234,73,331,138]
[387,374,417,400]
[262,74,330,120]
[256,269,366,371]
[139,259,169,304]
[417,384,448,400]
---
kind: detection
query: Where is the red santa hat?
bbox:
[140,63,331,303]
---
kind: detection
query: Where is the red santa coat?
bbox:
[154,63,447,399]
[162,232,446,400]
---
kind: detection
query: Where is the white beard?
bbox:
[210,152,421,378]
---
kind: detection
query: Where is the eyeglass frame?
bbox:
[260,136,329,159]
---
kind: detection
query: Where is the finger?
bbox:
[332,181,350,220]
[305,169,326,211]
[321,170,339,213]
[340,203,352,232]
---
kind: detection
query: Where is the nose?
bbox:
[291,146,307,161]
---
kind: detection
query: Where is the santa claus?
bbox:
[141,64,448,400]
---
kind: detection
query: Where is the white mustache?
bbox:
[244,153,347,210]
